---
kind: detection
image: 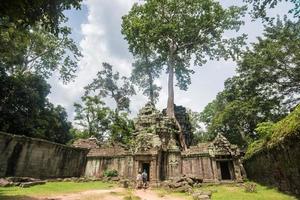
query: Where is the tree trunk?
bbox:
[149,72,154,104]
[146,56,154,104]
[166,64,175,118]
[167,54,187,150]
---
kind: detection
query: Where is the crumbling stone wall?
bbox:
[0,132,88,178]
[244,135,300,195]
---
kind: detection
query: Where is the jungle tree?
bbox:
[82,63,135,144]
[0,0,82,34]
[200,19,300,146]
[85,62,136,112]
[0,25,82,83]
[122,0,246,149]
[131,53,163,104]
[74,95,111,141]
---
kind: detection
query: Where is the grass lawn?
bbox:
[199,183,297,200]
[0,181,115,198]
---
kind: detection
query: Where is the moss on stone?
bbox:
[245,104,300,159]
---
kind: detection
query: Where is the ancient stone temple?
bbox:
[74,103,245,183]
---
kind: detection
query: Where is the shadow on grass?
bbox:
[0,193,60,200]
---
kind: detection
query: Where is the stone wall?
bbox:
[182,156,216,181]
[85,156,132,178]
[244,135,300,195]
[0,132,88,179]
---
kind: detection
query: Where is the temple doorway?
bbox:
[141,162,150,181]
[219,161,231,180]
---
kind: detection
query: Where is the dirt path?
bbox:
[41,188,124,200]
[39,188,187,200]
[134,190,188,200]
[134,189,187,200]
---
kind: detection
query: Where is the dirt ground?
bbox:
[38,188,188,200]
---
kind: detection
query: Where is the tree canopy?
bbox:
[131,53,163,104]
[0,25,82,83]
[85,62,136,112]
[122,0,246,149]
[199,18,300,146]
[244,0,300,20]
[0,69,72,144]
[73,63,135,145]
[0,0,82,144]
[0,0,82,34]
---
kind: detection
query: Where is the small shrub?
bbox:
[123,196,141,200]
[103,169,118,177]
[244,183,257,193]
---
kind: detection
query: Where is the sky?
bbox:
[47,0,293,122]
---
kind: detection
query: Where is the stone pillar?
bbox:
[211,158,219,182]
[167,151,181,179]
[150,156,157,182]
[233,158,243,182]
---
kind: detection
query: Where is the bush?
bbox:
[103,169,118,177]
[244,183,257,193]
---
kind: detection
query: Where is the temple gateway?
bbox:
[74,103,245,183]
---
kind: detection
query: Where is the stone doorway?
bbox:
[219,161,232,180]
[141,162,150,181]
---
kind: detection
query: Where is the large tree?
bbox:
[0,25,82,83]
[122,0,246,149]
[74,95,111,141]
[79,63,135,144]
[0,69,72,144]
[0,0,82,34]
[131,53,163,104]
[85,62,136,112]
[200,19,300,146]
[73,95,134,144]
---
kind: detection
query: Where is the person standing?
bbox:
[141,170,148,189]
[136,171,142,189]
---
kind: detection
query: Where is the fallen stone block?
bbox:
[20,181,46,188]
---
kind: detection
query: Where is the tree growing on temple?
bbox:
[122,0,246,149]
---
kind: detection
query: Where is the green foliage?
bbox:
[103,169,118,177]
[0,0,82,144]
[0,70,72,144]
[74,95,111,141]
[244,0,300,19]
[0,25,82,83]
[108,111,134,144]
[244,183,257,193]
[199,19,300,147]
[131,54,163,104]
[0,0,82,34]
[187,109,211,144]
[245,104,300,159]
[122,0,247,121]
[85,63,135,112]
[73,94,135,144]
[74,63,135,144]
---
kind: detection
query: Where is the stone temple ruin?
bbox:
[74,102,245,183]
